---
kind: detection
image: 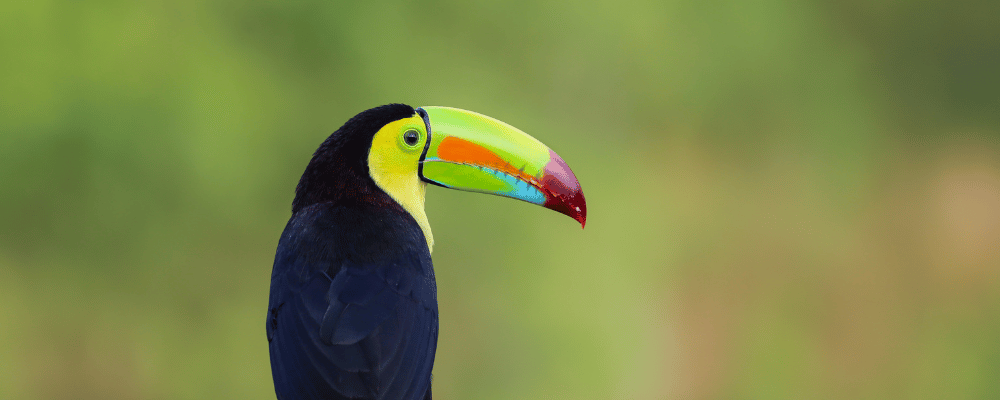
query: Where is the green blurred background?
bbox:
[2,0,999,399]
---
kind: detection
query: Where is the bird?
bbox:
[266,104,586,400]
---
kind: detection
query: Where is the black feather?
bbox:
[292,103,416,214]
[269,104,437,400]
[268,204,437,400]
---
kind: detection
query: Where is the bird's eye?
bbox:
[403,130,420,146]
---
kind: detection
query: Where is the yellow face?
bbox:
[366,115,434,252]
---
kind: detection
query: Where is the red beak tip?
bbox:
[573,205,587,228]
[540,149,587,230]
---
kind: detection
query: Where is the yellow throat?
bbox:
[366,116,434,253]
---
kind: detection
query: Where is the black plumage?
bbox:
[267,104,437,400]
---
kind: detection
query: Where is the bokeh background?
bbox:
[2,0,999,399]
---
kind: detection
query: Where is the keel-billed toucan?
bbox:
[266,104,586,399]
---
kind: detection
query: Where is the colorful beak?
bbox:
[417,106,586,227]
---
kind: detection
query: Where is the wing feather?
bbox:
[267,206,437,400]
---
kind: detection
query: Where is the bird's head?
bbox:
[293,104,586,251]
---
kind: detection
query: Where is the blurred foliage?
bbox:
[2,0,999,399]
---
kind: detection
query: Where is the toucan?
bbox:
[266,104,586,400]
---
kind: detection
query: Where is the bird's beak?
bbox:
[416,106,586,227]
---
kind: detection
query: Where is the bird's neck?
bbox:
[368,170,434,253]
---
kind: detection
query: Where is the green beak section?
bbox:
[417,106,587,227]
